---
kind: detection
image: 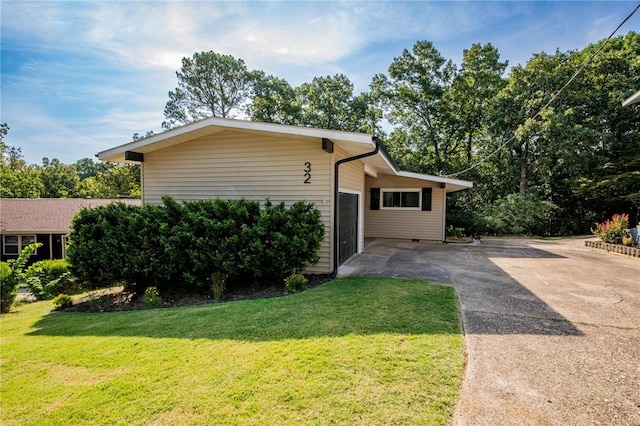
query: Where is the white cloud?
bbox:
[3,1,380,70]
[2,0,637,165]
[223,11,361,66]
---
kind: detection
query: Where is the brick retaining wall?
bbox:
[585,240,640,258]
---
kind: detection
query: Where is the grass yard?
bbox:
[0,277,464,425]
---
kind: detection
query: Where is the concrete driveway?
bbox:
[339,237,640,425]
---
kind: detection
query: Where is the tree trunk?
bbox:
[519,157,528,197]
[431,132,442,174]
[519,140,528,197]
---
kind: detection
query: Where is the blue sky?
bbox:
[1,1,638,164]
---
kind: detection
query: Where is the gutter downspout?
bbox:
[330,136,380,278]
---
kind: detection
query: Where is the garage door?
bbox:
[338,192,359,265]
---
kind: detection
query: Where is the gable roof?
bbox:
[97,117,473,193]
[0,198,141,233]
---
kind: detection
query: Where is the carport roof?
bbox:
[97,117,473,193]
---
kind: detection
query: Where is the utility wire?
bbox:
[446,2,640,178]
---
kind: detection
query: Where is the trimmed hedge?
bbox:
[66,198,324,296]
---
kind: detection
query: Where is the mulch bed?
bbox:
[64,274,333,313]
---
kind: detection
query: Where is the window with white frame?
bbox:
[3,235,37,256]
[381,189,421,209]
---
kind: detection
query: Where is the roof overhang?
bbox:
[97,117,472,192]
[97,117,377,163]
[396,171,473,193]
[622,90,640,107]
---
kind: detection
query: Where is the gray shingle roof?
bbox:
[0,198,141,233]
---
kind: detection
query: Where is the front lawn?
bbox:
[0,277,464,425]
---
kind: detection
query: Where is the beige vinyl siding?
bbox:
[335,146,365,192]
[365,174,445,241]
[142,131,333,273]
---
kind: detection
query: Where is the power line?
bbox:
[446,2,640,178]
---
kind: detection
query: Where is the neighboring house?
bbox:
[97,118,472,274]
[0,198,141,263]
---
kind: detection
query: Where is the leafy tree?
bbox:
[483,32,640,233]
[568,32,640,227]
[132,131,156,141]
[163,51,253,129]
[440,44,510,231]
[74,157,141,199]
[248,73,382,134]
[0,126,43,198]
[39,157,80,198]
[76,163,141,199]
[371,40,456,174]
[0,123,8,142]
[74,157,112,180]
[448,43,508,164]
[247,72,300,125]
[295,74,381,133]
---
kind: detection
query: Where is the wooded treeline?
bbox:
[0,124,140,199]
[2,32,638,235]
[162,32,639,235]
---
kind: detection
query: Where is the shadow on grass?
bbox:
[28,277,462,341]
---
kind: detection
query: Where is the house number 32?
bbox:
[304,162,311,184]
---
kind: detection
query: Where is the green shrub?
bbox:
[52,294,73,310]
[592,213,629,245]
[141,286,162,308]
[152,197,261,294]
[0,262,10,279]
[25,259,79,300]
[66,202,144,291]
[66,198,324,298]
[446,225,465,239]
[1,243,41,314]
[0,262,12,309]
[284,274,308,293]
[479,194,556,236]
[251,200,324,283]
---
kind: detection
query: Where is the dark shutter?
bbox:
[370,188,380,210]
[421,188,432,211]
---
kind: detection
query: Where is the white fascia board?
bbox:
[376,149,400,173]
[97,124,211,162]
[396,170,474,190]
[622,89,640,107]
[97,117,374,162]
[361,149,473,192]
[193,117,375,144]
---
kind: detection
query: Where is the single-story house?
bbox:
[0,198,141,263]
[97,118,472,274]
